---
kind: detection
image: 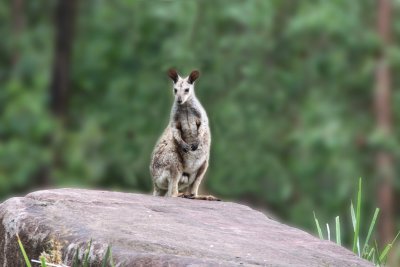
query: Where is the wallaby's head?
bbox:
[167,69,199,105]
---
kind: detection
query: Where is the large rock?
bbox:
[0,189,372,267]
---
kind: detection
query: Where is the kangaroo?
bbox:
[150,69,219,201]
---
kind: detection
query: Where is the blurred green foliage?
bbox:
[1,0,400,246]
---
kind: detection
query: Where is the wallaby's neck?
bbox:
[184,93,197,106]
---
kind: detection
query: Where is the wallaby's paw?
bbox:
[190,142,199,151]
[180,143,191,153]
[190,195,221,201]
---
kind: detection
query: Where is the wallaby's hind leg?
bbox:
[166,168,180,197]
[185,160,220,201]
[189,160,208,196]
[178,173,196,198]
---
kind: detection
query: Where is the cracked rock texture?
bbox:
[0,189,373,266]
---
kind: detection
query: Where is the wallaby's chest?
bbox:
[174,107,201,142]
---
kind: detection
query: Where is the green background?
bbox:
[1,0,399,253]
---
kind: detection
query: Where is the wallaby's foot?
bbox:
[185,194,221,201]
[178,193,194,198]
[196,195,221,201]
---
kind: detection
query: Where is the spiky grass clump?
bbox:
[16,236,115,267]
[314,178,399,266]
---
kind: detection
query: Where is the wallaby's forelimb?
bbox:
[172,122,191,152]
[196,119,208,141]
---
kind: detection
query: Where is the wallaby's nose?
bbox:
[177,98,182,104]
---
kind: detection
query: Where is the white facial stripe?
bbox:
[173,76,194,104]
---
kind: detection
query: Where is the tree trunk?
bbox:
[375,0,394,247]
[11,0,24,66]
[41,0,77,186]
[49,0,77,118]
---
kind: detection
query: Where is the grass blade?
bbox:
[110,248,115,267]
[374,240,381,265]
[40,256,47,267]
[379,231,400,263]
[352,178,362,255]
[101,246,112,267]
[366,247,375,261]
[363,208,379,253]
[83,239,92,267]
[72,249,80,267]
[313,212,323,239]
[326,223,330,241]
[105,245,115,267]
[379,244,392,263]
[350,201,356,231]
[335,216,341,246]
[16,234,32,267]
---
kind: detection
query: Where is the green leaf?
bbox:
[379,231,400,263]
[101,245,112,267]
[326,223,331,241]
[73,249,80,267]
[40,256,47,267]
[335,216,341,246]
[363,208,379,253]
[110,248,115,267]
[379,243,392,263]
[374,240,381,265]
[366,247,374,261]
[83,239,93,267]
[352,178,361,255]
[350,201,356,231]
[313,212,324,239]
[16,234,32,267]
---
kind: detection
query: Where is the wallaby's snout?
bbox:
[176,94,187,105]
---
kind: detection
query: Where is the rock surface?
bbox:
[0,189,372,267]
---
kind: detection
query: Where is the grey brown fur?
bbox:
[150,69,216,200]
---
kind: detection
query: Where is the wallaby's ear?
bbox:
[188,70,200,84]
[167,69,178,83]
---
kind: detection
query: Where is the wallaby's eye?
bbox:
[184,88,189,93]
[174,89,177,94]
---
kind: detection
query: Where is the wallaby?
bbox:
[150,69,219,201]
